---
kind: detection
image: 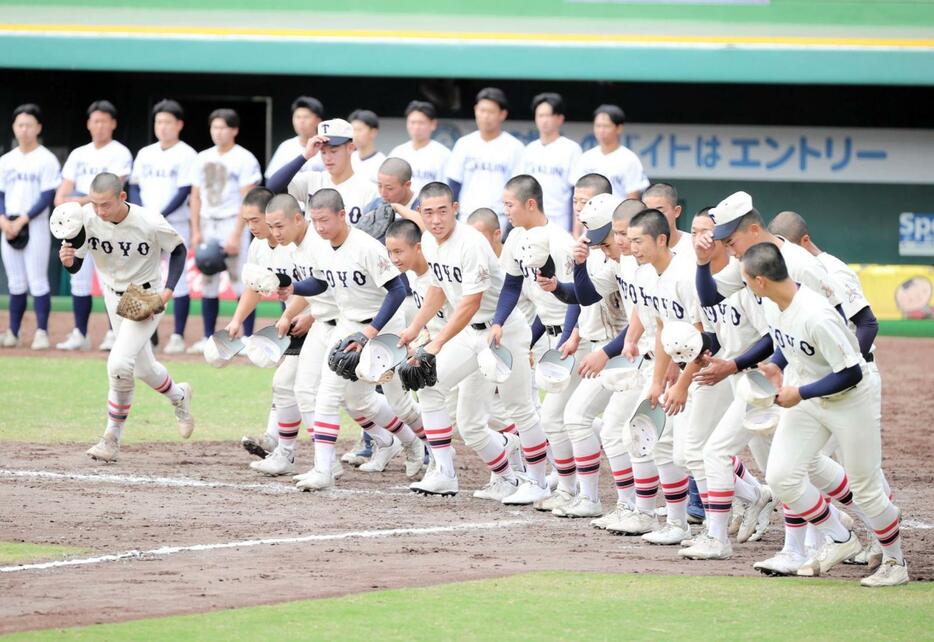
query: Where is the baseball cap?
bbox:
[579,193,623,244]
[710,191,756,241]
[519,226,555,277]
[318,118,353,146]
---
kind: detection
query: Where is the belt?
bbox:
[544,324,562,336]
[353,318,373,325]
[471,321,492,331]
[865,352,874,363]
[324,319,337,327]
[112,282,151,296]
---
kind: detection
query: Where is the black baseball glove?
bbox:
[397,347,438,391]
[327,332,369,381]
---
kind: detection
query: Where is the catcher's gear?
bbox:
[195,240,227,276]
[328,332,369,381]
[241,263,281,296]
[355,200,396,242]
[50,202,86,248]
[116,284,165,321]
[6,215,29,250]
[397,347,438,391]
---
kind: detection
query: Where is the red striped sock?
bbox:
[423,409,455,476]
[632,460,659,515]
[313,414,340,473]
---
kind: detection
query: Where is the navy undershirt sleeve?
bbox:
[696,263,725,306]
[161,186,191,217]
[26,190,55,220]
[0,190,5,214]
[165,243,187,290]
[127,184,142,206]
[770,347,788,369]
[371,275,407,330]
[266,154,306,193]
[530,316,545,348]
[734,333,775,371]
[849,306,879,358]
[551,280,579,305]
[447,180,462,203]
[573,262,602,306]
[292,274,329,297]
[492,273,523,326]
[602,325,629,358]
[557,305,580,348]
[702,331,721,357]
[799,364,862,400]
[65,256,84,274]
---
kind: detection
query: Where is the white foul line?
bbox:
[0,520,529,573]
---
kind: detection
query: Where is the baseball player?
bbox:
[265,96,326,179]
[128,99,197,354]
[740,243,907,587]
[282,188,424,490]
[186,108,262,354]
[349,109,386,184]
[519,93,582,233]
[570,104,648,202]
[374,157,427,231]
[0,104,60,350]
[267,118,378,225]
[445,87,525,228]
[389,101,451,194]
[56,173,193,462]
[642,183,693,256]
[54,100,133,352]
[400,182,542,499]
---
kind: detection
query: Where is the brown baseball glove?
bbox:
[116,284,165,321]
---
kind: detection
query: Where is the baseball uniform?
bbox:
[519,136,582,231]
[351,150,387,184]
[287,170,378,226]
[266,136,324,178]
[445,131,524,224]
[571,144,649,198]
[388,139,451,193]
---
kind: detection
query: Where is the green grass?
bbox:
[0,541,87,564]
[6,572,933,641]
[0,356,360,443]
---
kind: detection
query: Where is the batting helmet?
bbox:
[195,240,227,276]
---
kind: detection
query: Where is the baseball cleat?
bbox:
[754,550,807,576]
[403,438,426,479]
[87,436,119,462]
[546,470,559,492]
[553,495,603,518]
[358,435,403,473]
[797,532,862,577]
[173,383,195,439]
[860,559,909,587]
[30,330,50,351]
[592,502,635,530]
[729,500,744,536]
[643,520,692,546]
[341,434,373,465]
[502,477,550,506]
[0,329,19,348]
[846,540,884,571]
[163,333,186,354]
[473,476,519,502]
[98,329,116,352]
[533,488,575,513]
[249,446,296,476]
[607,510,658,536]
[410,469,458,496]
[679,534,733,560]
[242,434,278,459]
[502,431,524,472]
[295,467,334,491]
[738,484,778,543]
[185,338,206,355]
[56,329,90,351]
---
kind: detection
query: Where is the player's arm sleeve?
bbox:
[127,184,142,205]
[770,347,788,369]
[293,275,329,297]
[557,304,581,348]
[445,139,466,183]
[573,261,602,305]
[371,274,407,330]
[849,306,878,357]
[551,279,579,305]
[25,190,55,219]
[799,364,862,400]
[530,316,545,348]
[492,273,523,326]
[448,180,462,202]
[702,331,722,357]
[64,257,84,274]
[161,186,191,217]
[0,190,5,214]
[734,333,775,371]
[165,242,187,291]
[602,325,629,358]
[266,154,306,193]
[696,263,726,306]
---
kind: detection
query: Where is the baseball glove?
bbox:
[116,284,165,321]
[327,332,369,381]
[356,201,396,242]
[397,347,438,391]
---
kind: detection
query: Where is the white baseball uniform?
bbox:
[265,136,325,178]
[445,131,525,224]
[412,269,452,336]
[519,136,582,231]
[388,140,451,193]
[571,144,649,198]
[351,150,387,184]
[287,170,379,227]
[0,145,60,296]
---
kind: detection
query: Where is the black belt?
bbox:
[325,319,337,326]
[865,352,874,363]
[113,282,151,296]
[471,321,492,331]
[355,318,373,325]
[544,324,562,336]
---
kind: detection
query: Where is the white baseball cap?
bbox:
[600,355,644,393]
[477,343,513,384]
[356,333,408,384]
[661,321,709,363]
[735,370,778,409]
[535,349,575,393]
[579,193,623,244]
[203,329,245,368]
[318,118,354,146]
[519,226,555,277]
[243,326,290,368]
[710,191,756,241]
[627,399,667,459]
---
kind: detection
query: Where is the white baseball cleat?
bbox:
[403,438,426,479]
[242,434,278,459]
[591,502,635,530]
[553,495,603,518]
[738,485,779,543]
[473,476,519,502]
[729,500,744,536]
[57,329,90,351]
[0,329,18,348]
[643,520,692,546]
[860,559,909,587]
[607,510,658,536]
[797,532,862,577]
[502,477,550,505]
[164,333,186,354]
[410,469,458,496]
[173,383,195,439]
[358,436,403,473]
[296,467,334,491]
[546,470,559,492]
[249,446,296,476]
[98,330,116,352]
[533,488,575,513]
[30,330,50,350]
[185,338,206,355]
[501,431,524,472]
[846,540,884,571]
[86,436,119,462]
[679,534,733,560]
[754,550,808,576]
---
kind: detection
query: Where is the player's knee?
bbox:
[765,463,799,500]
[458,423,490,451]
[417,387,447,414]
[107,353,135,387]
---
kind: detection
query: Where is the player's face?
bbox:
[644,195,681,230]
[534,103,563,139]
[241,204,270,239]
[153,112,183,144]
[87,111,117,145]
[406,111,436,144]
[741,265,766,297]
[627,225,662,265]
[610,219,629,258]
[593,113,622,147]
[378,174,410,205]
[502,188,530,228]
[352,121,378,149]
[322,143,353,173]
[209,118,238,148]
[420,194,458,242]
[310,207,346,242]
[474,100,506,135]
[691,215,723,260]
[89,189,126,222]
[572,186,597,218]
[266,209,304,245]
[12,113,41,146]
[386,236,419,272]
[721,226,758,259]
[292,108,318,139]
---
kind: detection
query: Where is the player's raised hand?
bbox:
[303,135,328,159]
[694,229,715,265]
[58,240,76,267]
[572,235,591,265]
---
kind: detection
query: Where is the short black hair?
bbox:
[505,174,544,211]
[531,92,565,116]
[418,181,454,205]
[242,186,274,210]
[385,218,422,245]
[87,100,117,119]
[404,100,437,120]
[575,173,612,196]
[629,208,671,246]
[12,103,42,125]
[735,209,766,233]
[593,104,625,126]
[309,187,345,213]
[291,96,324,118]
[475,87,508,111]
[349,109,379,129]
[695,206,715,219]
[209,108,239,128]
[643,182,678,207]
[742,242,789,281]
[152,99,184,120]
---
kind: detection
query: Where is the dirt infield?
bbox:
[0,314,932,635]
